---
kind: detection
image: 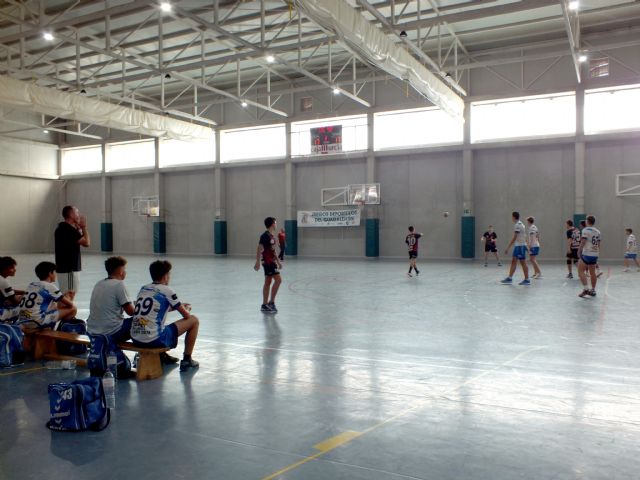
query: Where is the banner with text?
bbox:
[298,209,360,227]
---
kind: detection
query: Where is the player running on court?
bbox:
[405,226,423,277]
[526,216,542,279]
[565,220,581,279]
[623,228,640,272]
[578,215,601,298]
[481,225,501,267]
[254,217,282,313]
[501,212,530,285]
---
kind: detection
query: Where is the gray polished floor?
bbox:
[1,254,639,480]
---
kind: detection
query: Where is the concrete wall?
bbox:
[0,138,59,253]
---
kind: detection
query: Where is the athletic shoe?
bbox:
[533,273,542,279]
[578,289,590,298]
[588,289,597,297]
[268,302,278,313]
[407,272,413,277]
[415,269,420,276]
[518,279,531,286]
[500,277,513,284]
[160,352,179,365]
[484,263,488,267]
[566,273,573,279]
[637,268,640,272]
[261,304,271,312]
[623,268,630,272]
[179,358,199,372]
[497,262,502,267]
[596,271,603,278]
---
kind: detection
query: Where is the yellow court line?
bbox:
[262,345,547,480]
[0,366,45,377]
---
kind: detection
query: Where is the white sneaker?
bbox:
[623,268,630,272]
[533,273,542,279]
[407,272,413,277]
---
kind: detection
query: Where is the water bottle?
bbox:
[103,370,116,409]
[107,352,118,380]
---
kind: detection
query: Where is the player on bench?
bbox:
[130,260,200,372]
[0,256,25,324]
[17,261,77,328]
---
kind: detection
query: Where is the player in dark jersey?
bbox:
[565,220,581,278]
[254,217,282,313]
[481,225,501,267]
[405,226,423,277]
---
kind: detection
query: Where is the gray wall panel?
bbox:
[111,175,155,254]
[163,171,215,254]
[226,164,286,255]
[474,145,574,260]
[378,152,462,258]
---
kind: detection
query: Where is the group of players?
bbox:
[404,211,639,298]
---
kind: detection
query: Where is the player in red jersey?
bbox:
[405,226,423,277]
[254,217,282,313]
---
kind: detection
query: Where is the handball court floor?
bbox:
[1,254,639,480]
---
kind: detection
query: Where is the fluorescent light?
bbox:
[568,1,579,11]
[160,2,172,12]
[266,55,275,63]
[241,101,248,108]
[333,87,341,95]
[578,54,588,63]
[42,32,54,41]
[43,130,49,134]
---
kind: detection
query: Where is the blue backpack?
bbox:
[88,334,131,377]
[55,318,88,356]
[0,324,25,368]
[47,377,110,432]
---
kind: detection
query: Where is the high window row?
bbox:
[61,83,640,175]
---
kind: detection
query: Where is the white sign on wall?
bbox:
[297,209,361,227]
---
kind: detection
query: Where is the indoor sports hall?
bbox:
[1,1,639,479]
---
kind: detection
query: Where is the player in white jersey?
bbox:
[623,228,640,272]
[578,215,601,298]
[17,262,76,327]
[131,260,200,372]
[0,257,24,323]
[501,211,530,285]
[526,217,542,279]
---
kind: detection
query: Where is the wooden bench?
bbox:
[26,329,169,381]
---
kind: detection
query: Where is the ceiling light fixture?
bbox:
[568,1,579,11]
[266,54,275,63]
[578,54,588,63]
[241,100,248,108]
[333,87,341,95]
[42,32,54,41]
[160,2,172,12]
[43,130,49,134]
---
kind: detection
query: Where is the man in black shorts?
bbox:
[405,226,423,277]
[481,225,501,267]
[565,220,580,279]
[254,217,282,313]
[54,205,90,300]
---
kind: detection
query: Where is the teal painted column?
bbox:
[573,213,586,227]
[153,222,166,254]
[214,220,227,254]
[365,218,379,257]
[100,223,113,252]
[461,216,475,258]
[284,220,297,256]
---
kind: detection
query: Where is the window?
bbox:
[105,140,155,171]
[471,92,576,142]
[160,135,215,168]
[60,146,102,175]
[589,57,609,79]
[374,107,463,150]
[585,84,640,135]
[220,124,286,163]
[291,114,367,156]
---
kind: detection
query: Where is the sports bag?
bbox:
[46,377,110,432]
[55,318,88,356]
[88,333,131,377]
[0,324,25,368]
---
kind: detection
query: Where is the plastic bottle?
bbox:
[103,370,116,409]
[107,352,118,380]
[45,361,62,369]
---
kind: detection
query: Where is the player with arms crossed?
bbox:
[623,228,640,272]
[405,226,423,277]
[501,212,530,285]
[130,260,200,372]
[578,215,601,298]
[254,217,282,313]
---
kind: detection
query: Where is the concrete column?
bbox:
[214,129,227,254]
[153,138,166,254]
[574,84,586,224]
[461,102,475,258]
[284,122,297,255]
[365,112,379,257]
[100,143,113,252]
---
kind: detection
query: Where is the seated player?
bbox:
[18,261,77,328]
[0,257,24,323]
[130,260,199,372]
